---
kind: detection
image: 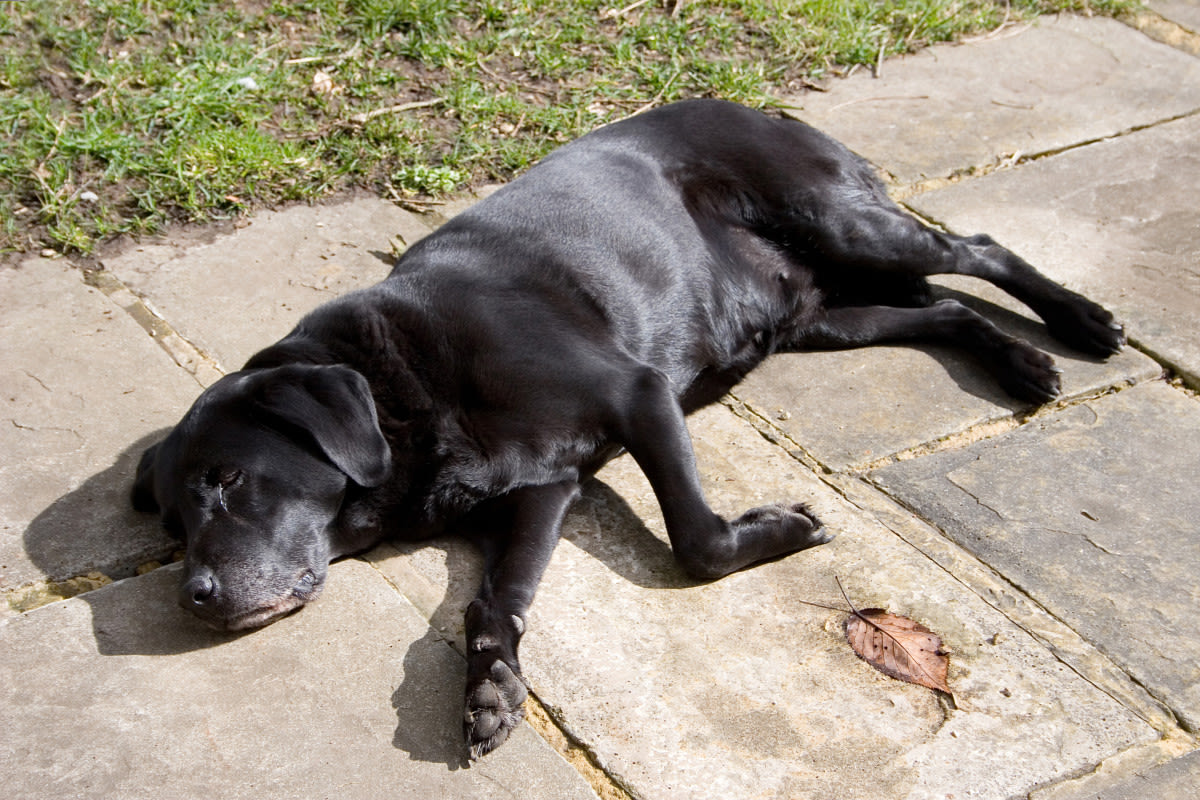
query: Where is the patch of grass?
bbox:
[1,0,1143,256]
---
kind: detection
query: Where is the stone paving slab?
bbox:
[908,113,1200,387]
[0,559,599,800]
[373,403,1154,800]
[1044,747,1200,800]
[734,273,1160,471]
[872,381,1200,731]
[104,197,434,372]
[0,259,198,591]
[1153,0,1200,33]
[778,15,1200,184]
[6,17,1198,797]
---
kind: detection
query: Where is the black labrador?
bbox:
[132,99,1123,758]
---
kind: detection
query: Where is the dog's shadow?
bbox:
[920,286,1114,409]
[18,430,237,656]
[386,477,685,767]
[21,430,180,589]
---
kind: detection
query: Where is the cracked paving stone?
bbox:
[872,381,1200,730]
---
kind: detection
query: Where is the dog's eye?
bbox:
[206,467,243,489]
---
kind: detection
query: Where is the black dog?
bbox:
[132,99,1123,758]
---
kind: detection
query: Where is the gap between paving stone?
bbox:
[779,15,1200,187]
[365,547,640,799]
[891,105,1200,205]
[524,693,639,800]
[3,264,218,616]
[727,375,1156,479]
[83,267,226,388]
[869,382,1200,735]
[1134,7,1200,56]
[726,386,1183,734]
[904,113,1200,390]
[4,197,446,610]
[1034,745,1200,800]
[363,553,634,800]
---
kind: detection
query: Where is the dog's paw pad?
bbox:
[464,659,527,760]
[785,503,832,546]
[733,503,830,552]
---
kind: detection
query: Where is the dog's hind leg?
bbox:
[461,479,580,760]
[797,200,1125,356]
[615,367,832,582]
[793,301,1064,403]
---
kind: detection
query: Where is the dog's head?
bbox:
[133,364,391,631]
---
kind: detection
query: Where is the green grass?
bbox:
[0,0,1142,256]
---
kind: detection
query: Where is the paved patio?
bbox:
[3,6,1200,799]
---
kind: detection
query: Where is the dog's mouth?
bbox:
[193,569,325,632]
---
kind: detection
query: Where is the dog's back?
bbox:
[387,100,836,405]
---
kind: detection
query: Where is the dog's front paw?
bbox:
[733,503,833,551]
[464,658,528,760]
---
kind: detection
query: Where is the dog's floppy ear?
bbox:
[255,364,391,488]
[131,442,162,512]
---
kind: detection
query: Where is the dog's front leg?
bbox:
[617,368,832,581]
[462,480,580,760]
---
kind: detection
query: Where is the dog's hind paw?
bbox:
[996,340,1063,405]
[1045,296,1126,357]
[464,659,528,760]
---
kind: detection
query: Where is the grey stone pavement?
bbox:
[4,7,1200,799]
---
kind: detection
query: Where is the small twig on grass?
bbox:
[347,98,444,125]
[31,118,70,210]
[631,68,681,116]
[601,0,652,21]
[284,40,363,66]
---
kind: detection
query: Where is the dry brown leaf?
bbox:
[845,608,952,695]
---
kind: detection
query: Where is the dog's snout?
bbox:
[180,569,217,610]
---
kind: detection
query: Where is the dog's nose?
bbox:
[179,569,217,610]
